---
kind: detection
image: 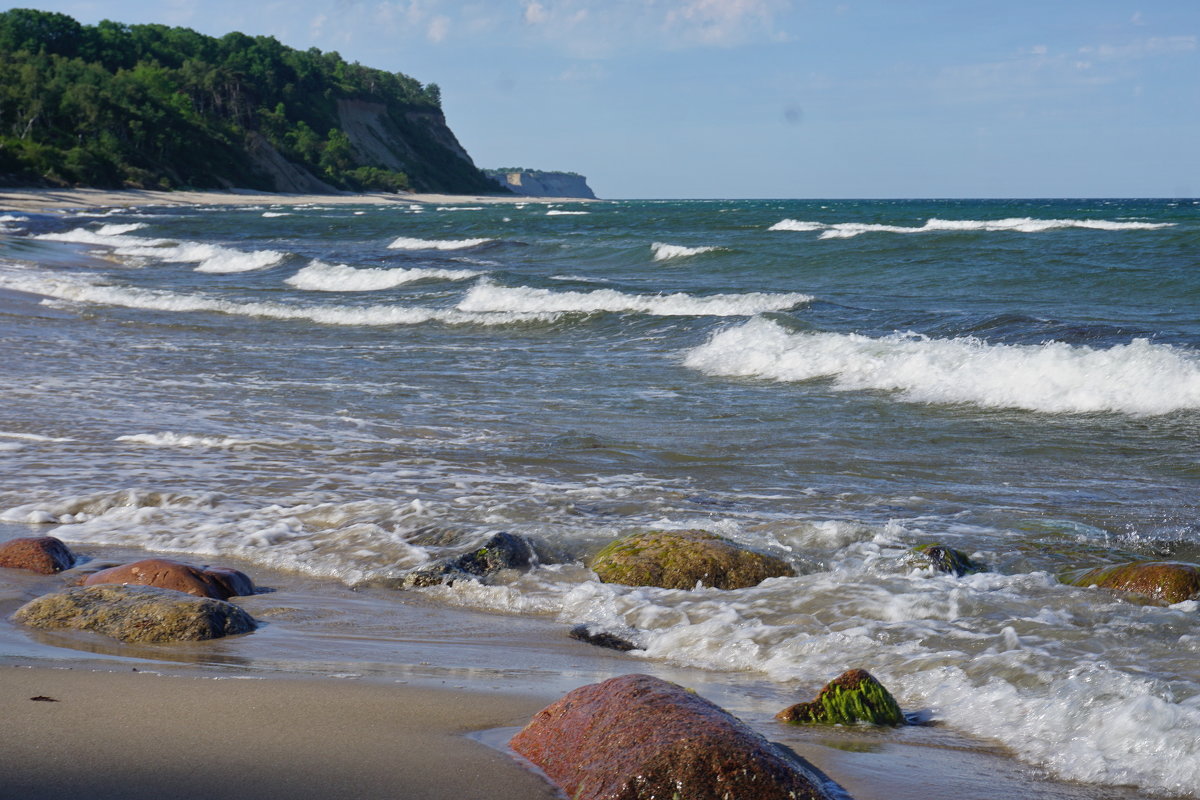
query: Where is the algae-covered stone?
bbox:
[511,673,833,800]
[13,584,257,643]
[1060,561,1200,605]
[909,543,987,577]
[590,530,794,590]
[776,669,905,726]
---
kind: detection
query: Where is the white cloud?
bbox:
[663,0,785,47]
[427,14,451,42]
[523,1,548,25]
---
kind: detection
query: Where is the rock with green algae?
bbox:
[776,669,905,726]
[589,529,794,591]
[908,543,987,577]
[13,584,257,643]
[1060,561,1200,605]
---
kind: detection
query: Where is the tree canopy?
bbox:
[0,9,493,193]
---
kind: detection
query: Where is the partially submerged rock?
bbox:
[0,536,76,574]
[400,531,535,588]
[14,584,257,643]
[909,543,986,577]
[82,558,255,600]
[1060,561,1200,605]
[776,669,905,726]
[568,623,637,652]
[589,530,794,590]
[511,673,833,800]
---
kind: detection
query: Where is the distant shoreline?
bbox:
[0,187,599,213]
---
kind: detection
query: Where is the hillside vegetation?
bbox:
[0,8,499,193]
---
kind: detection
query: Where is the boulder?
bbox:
[776,669,905,726]
[82,558,254,600]
[400,532,535,588]
[1060,561,1200,604]
[510,673,833,800]
[13,584,257,643]
[0,536,76,574]
[589,530,794,590]
[908,543,986,577]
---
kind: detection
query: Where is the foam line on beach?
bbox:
[768,217,1176,238]
[456,279,811,317]
[683,317,1200,415]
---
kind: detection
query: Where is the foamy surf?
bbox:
[387,236,492,250]
[0,271,559,327]
[285,260,481,292]
[768,217,1176,238]
[546,210,589,216]
[36,225,285,273]
[456,280,811,316]
[684,317,1200,415]
[116,432,256,449]
[651,242,724,261]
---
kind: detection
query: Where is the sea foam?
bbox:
[387,236,493,250]
[285,260,481,292]
[37,225,284,273]
[683,317,1200,415]
[116,432,254,448]
[456,280,811,317]
[769,217,1176,239]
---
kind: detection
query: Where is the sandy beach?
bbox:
[0,187,595,213]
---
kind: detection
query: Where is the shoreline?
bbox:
[0,539,1158,800]
[0,186,599,213]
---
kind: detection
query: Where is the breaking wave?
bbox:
[651,242,724,261]
[285,260,482,292]
[387,236,493,250]
[36,225,285,273]
[683,317,1200,415]
[456,280,811,317]
[768,217,1176,239]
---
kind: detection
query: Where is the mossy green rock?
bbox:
[590,530,794,591]
[13,584,257,643]
[1060,561,1200,604]
[776,669,905,726]
[910,543,987,577]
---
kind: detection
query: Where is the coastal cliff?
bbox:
[485,169,597,199]
[0,9,498,194]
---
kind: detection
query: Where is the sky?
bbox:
[7,0,1199,198]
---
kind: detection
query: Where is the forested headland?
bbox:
[0,9,500,194]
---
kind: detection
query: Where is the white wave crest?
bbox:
[262,211,291,218]
[769,217,1175,239]
[95,223,146,235]
[0,430,73,442]
[0,271,556,327]
[36,225,284,273]
[683,317,1200,415]
[651,242,724,261]
[285,260,482,292]
[457,280,811,317]
[116,432,253,448]
[387,236,493,251]
[546,210,589,216]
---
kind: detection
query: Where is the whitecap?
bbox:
[116,432,254,449]
[768,217,1175,239]
[457,280,811,317]
[387,236,493,251]
[683,317,1200,415]
[651,242,723,261]
[36,225,284,273]
[285,260,481,292]
[546,210,589,216]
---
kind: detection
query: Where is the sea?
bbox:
[1,197,1198,797]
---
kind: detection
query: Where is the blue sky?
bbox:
[10,1,1199,198]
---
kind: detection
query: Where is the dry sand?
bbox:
[0,187,594,213]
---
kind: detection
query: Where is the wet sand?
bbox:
[0,187,594,213]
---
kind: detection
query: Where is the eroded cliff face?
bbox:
[485,169,597,199]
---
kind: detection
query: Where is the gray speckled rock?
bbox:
[13,584,257,643]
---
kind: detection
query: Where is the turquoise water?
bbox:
[1,197,1198,796]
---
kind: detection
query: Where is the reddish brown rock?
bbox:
[0,536,76,574]
[82,558,254,600]
[510,673,833,800]
[1060,561,1200,604]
